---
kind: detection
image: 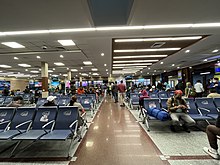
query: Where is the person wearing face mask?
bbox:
[167,90,196,132]
[210,78,220,94]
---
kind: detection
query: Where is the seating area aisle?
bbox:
[71,97,169,165]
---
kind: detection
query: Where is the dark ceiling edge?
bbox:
[82,0,95,27]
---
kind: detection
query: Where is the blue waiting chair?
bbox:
[0,107,16,132]
[57,97,71,106]
[80,96,94,117]
[129,93,140,109]
[36,98,47,107]
[39,106,79,157]
[0,107,36,140]
[213,98,220,110]
[0,97,6,106]
[3,96,14,106]
[160,98,168,111]
[158,91,168,99]
[185,98,212,122]
[149,93,158,98]
[195,98,219,119]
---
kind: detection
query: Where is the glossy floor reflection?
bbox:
[71,97,169,165]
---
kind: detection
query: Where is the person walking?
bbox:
[118,80,126,107]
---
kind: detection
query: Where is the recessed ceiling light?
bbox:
[101,53,104,56]
[164,70,166,72]
[172,64,175,66]
[177,67,180,69]
[106,69,108,71]
[113,55,168,59]
[140,71,143,73]
[114,36,202,42]
[92,68,98,71]
[36,56,41,59]
[18,64,31,67]
[189,67,192,69]
[81,67,83,69]
[212,49,219,53]
[152,73,155,75]
[14,57,19,60]
[185,50,190,53]
[83,61,92,65]
[59,73,62,75]
[1,42,25,48]
[54,62,65,66]
[154,70,157,72]
[57,40,75,46]
[25,69,28,71]
[203,59,208,62]
[30,71,39,73]
[67,68,69,70]
[104,64,107,66]
[114,48,181,53]
[39,68,41,71]
[147,73,149,74]
[160,62,164,64]
[71,69,78,72]
[60,55,64,58]
[53,68,55,70]
[148,68,151,70]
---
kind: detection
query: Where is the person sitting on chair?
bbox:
[167,90,195,132]
[203,113,220,159]
[43,96,57,106]
[139,90,149,108]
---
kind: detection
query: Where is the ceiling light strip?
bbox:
[0,23,220,36]
[113,55,168,59]
[113,60,158,63]
[114,36,202,42]
[114,48,181,53]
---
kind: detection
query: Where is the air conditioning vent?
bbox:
[151,42,166,48]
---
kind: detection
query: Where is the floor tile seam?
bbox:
[125,103,171,164]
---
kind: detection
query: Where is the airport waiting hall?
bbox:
[1,0,220,165]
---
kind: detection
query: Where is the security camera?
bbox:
[42,45,47,50]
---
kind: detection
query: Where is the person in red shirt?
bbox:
[77,86,85,95]
[118,80,126,107]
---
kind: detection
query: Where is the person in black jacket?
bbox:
[203,115,220,159]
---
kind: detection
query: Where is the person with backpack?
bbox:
[167,90,195,132]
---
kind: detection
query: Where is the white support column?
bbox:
[41,62,49,98]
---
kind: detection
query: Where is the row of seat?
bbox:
[0,106,85,157]
[140,97,220,131]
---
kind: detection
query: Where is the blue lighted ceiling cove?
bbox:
[87,0,134,26]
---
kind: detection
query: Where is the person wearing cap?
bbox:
[167,90,195,132]
[43,96,57,106]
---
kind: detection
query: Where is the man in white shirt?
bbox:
[194,80,204,97]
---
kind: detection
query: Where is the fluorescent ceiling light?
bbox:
[1,23,220,36]
[52,74,59,77]
[81,73,88,76]
[200,72,210,75]
[113,60,158,63]
[113,63,152,66]
[92,68,98,71]
[113,67,143,69]
[18,64,31,67]
[58,40,75,46]
[172,64,175,66]
[60,55,64,58]
[113,55,168,59]
[0,65,11,68]
[14,57,19,60]
[1,42,25,48]
[71,69,78,72]
[114,36,202,42]
[54,62,65,66]
[48,70,53,73]
[36,56,41,59]
[114,48,181,53]
[212,49,219,53]
[30,71,39,73]
[92,73,99,76]
[83,61,92,65]
[63,74,68,76]
[203,59,208,62]
[160,62,164,64]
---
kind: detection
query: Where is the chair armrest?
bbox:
[69,120,78,134]
[198,107,210,115]
[0,120,10,125]
[42,120,55,133]
[16,120,32,133]
[81,112,86,118]
[161,108,168,112]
